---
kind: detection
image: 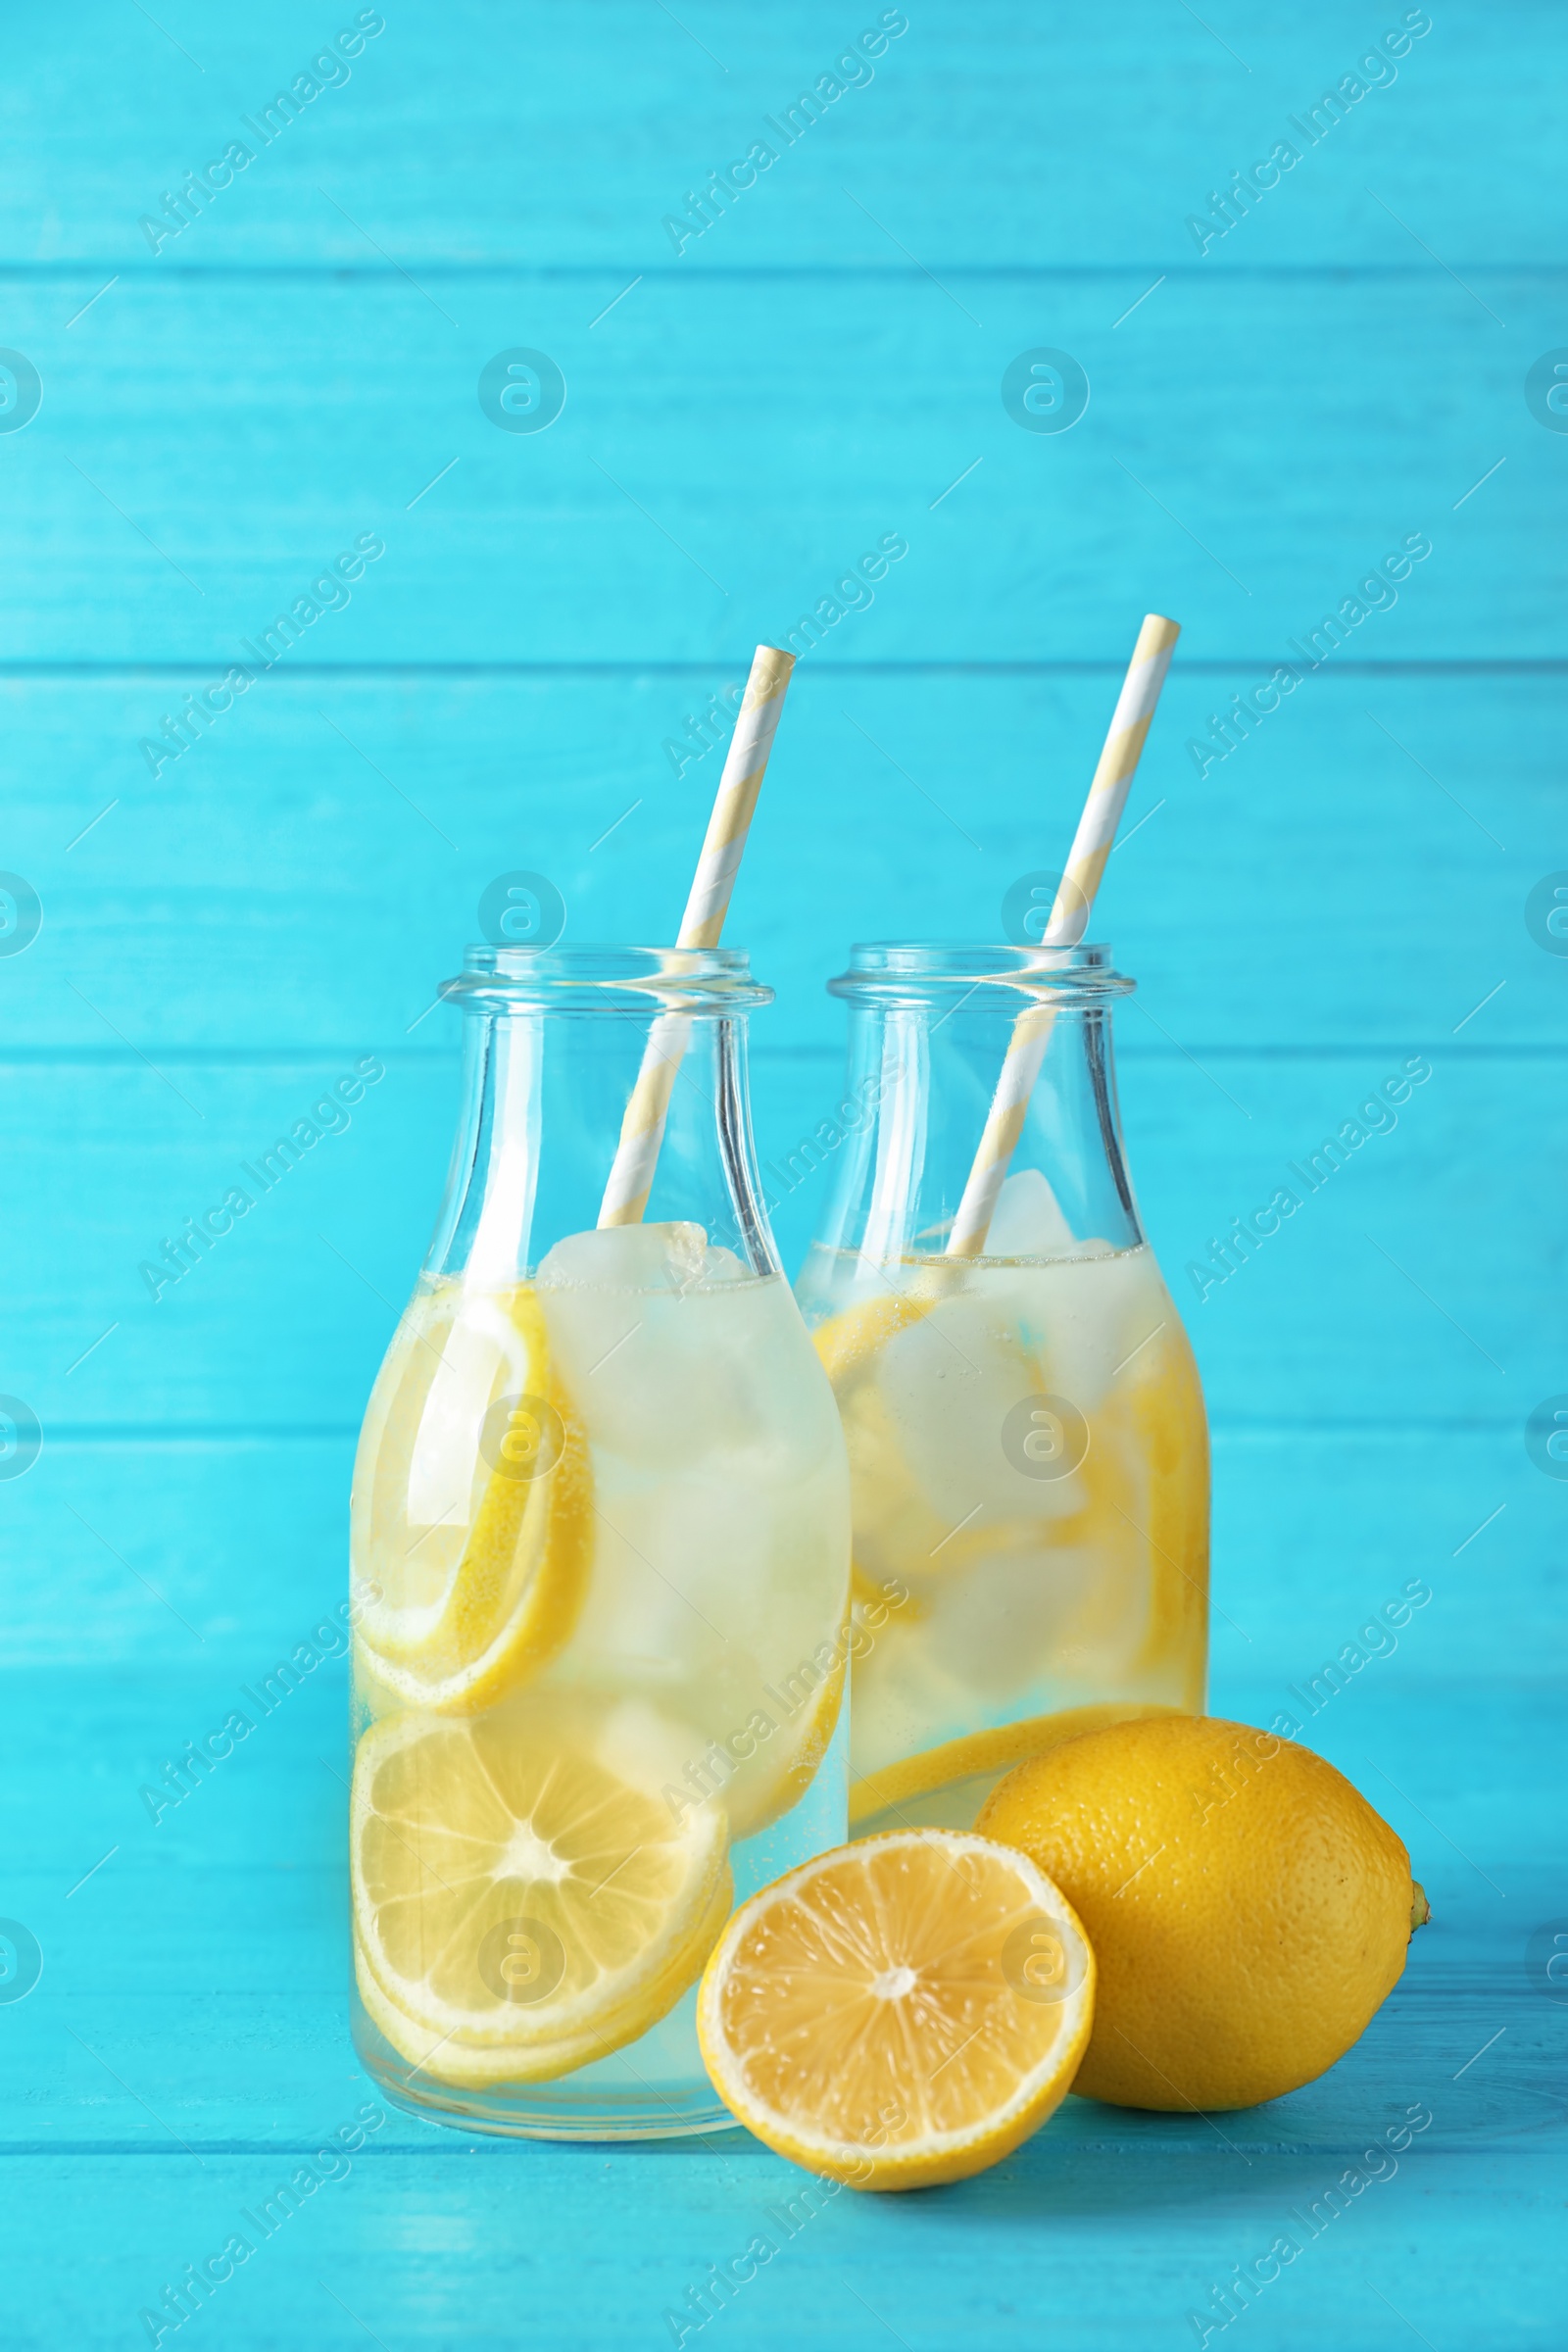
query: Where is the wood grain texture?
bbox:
[0,3,1562,2345]
[1,1679,1562,2350]
[0,674,1554,1048]
[0,272,1558,661]
[2,1,1561,266]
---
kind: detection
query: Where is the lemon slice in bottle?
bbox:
[354,1952,609,2088]
[356,1874,736,2088]
[698,1829,1095,2190]
[355,1284,593,1715]
[351,1696,731,2077]
[812,1286,945,1613]
[722,1642,847,1843]
[1120,1318,1209,1680]
[809,1285,934,1387]
[848,1701,1183,1827]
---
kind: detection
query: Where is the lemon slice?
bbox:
[356,1285,593,1714]
[849,1702,1183,1827]
[812,1287,948,1612]
[698,1830,1095,2191]
[724,1643,846,1843]
[809,1286,934,1387]
[1121,1319,1208,1680]
[351,1697,731,2073]
[355,1943,610,2086]
[356,1875,735,2088]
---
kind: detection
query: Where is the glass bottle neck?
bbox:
[811,944,1144,1270]
[424,1000,780,1285]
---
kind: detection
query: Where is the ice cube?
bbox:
[874,1281,1089,1534]
[538,1236,822,1479]
[537,1220,711,1295]
[1007,1250,1163,1408]
[985,1167,1079,1259]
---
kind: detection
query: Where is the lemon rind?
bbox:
[353,1287,594,1716]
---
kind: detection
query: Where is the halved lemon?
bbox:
[698,1829,1095,2191]
[351,1697,731,2079]
[355,1285,593,1715]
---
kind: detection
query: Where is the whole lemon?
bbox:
[977,1714,1427,2111]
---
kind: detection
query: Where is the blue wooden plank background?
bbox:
[2,4,1565,2347]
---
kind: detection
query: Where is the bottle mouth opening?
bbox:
[829,940,1134,1004]
[441,942,774,1012]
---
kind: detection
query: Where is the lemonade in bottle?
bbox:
[796,941,1207,1836]
[349,943,851,2137]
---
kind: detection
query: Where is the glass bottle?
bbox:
[349,945,850,2139]
[796,941,1207,1838]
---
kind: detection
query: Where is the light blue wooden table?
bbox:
[2,5,1564,2344]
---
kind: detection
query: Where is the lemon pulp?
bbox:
[352,1696,731,2075]
[698,1829,1096,2189]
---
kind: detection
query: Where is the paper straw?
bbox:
[944,613,1180,1258]
[598,645,796,1227]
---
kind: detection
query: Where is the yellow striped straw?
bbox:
[944,612,1180,1258]
[598,644,796,1227]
